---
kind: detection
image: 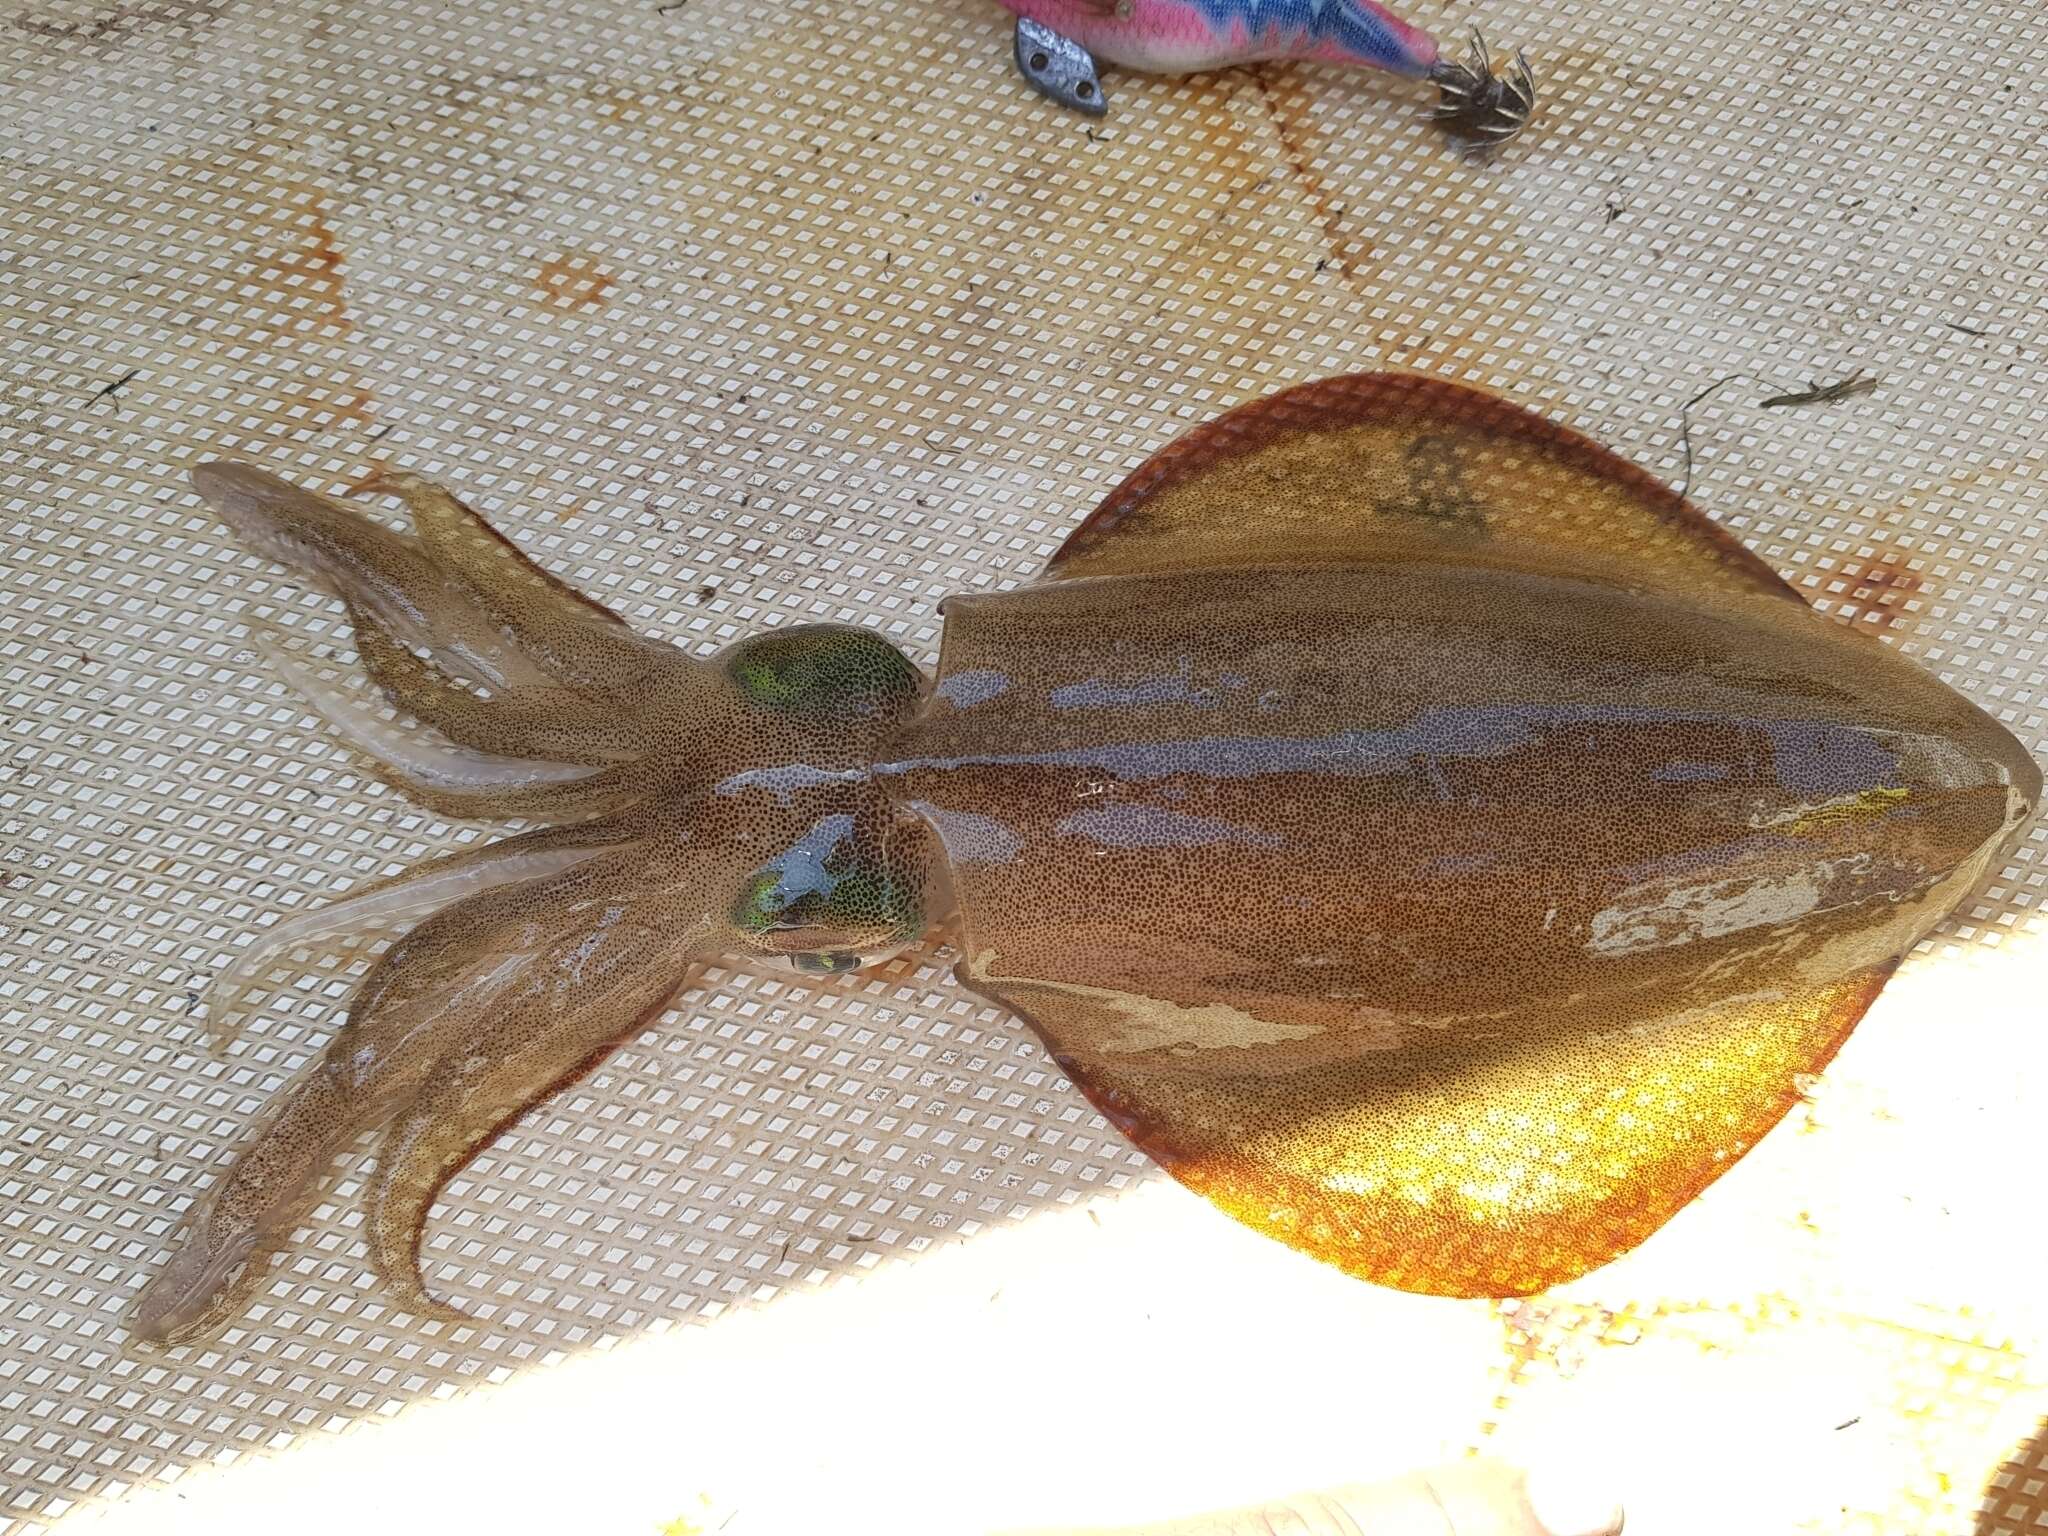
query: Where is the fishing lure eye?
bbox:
[722,623,923,723]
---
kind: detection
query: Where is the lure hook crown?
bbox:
[1428,29,1536,152]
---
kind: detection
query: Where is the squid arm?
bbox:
[136,460,735,1343]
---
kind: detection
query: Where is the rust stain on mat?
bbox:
[1245,64,1369,290]
[10,0,228,54]
[533,253,615,311]
[255,183,355,338]
[1828,550,1930,631]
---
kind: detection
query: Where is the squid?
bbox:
[135,373,2039,1345]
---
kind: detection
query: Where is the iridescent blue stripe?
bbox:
[1182,0,1430,73]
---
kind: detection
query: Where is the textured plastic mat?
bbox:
[3,0,2046,1530]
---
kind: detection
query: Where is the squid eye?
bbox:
[732,865,924,944]
[724,623,920,721]
[732,871,800,935]
[730,810,927,955]
[789,951,861,976]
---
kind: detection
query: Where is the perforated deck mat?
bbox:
[4,0,2046,1530]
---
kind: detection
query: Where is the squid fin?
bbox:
[964,956,1897,1296]
[1047,372,1802,604]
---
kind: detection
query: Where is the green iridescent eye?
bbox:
[732,863,923,939]
[732,870,792,935]
[729,813,925,955]
[789,952,861,976]
[724,624,920,721]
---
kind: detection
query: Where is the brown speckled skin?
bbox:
[893,374,2037,1297]
[893,563,2030,1294]
[147,374,2038,1343]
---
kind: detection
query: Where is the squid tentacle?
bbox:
[347,600,648,767]
[379,765,653,824]
[193,459,718,823]
[131,1063,358,1346]
[252,626,655,820]
[134,842,698,1345]
[248,620,654,820]
[370,470,699,696]
[364,957,700,1323]
[160,459,818,1342]
[193,461,555,693]
[251,622,603,792]
[363,469,634,631]
[202,817,639,1050]
[332,843,652,1055]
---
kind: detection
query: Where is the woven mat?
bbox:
[4,0,2046,1529]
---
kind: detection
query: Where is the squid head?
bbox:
[134,465,934,1344]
